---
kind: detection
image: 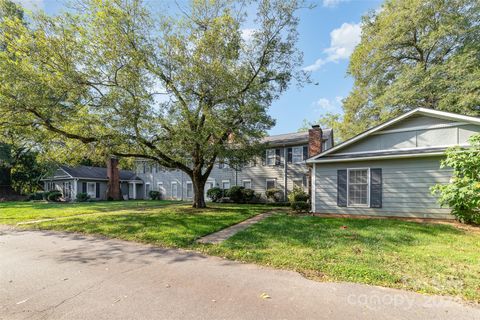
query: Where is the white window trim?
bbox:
[265,178,276,191]
[221,180,231,189]
[292,146,304,163]
[145,183,151,198]
[346,168,370,208]
[242,179,252,189]
[171,182,178,199]
[266,149,276,166]
[292,178,304,189]
[87,182,96,198]
[186,181,193,198]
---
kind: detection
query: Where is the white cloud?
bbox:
[304,22,361,72]
[313,96,343,112]
[322,0,350,8]
[241,28,256,42]
[14,0,44,11]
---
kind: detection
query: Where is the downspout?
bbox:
[284,147,288,201]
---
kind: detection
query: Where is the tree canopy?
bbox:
[0,0,306,207]
[305,0,480,141]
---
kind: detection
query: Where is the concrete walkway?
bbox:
[196,211,275,244]
[1,228,479,320]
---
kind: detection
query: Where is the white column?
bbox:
[132,182,137,200]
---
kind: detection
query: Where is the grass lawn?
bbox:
[0,200,180,224]
[6,201,273,247]
[2,201,479,302]
[198,214,480,302]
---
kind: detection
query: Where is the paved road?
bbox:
[1,227,479,320]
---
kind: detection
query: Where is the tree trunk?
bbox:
[191,171,207,208]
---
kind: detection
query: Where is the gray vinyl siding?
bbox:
[136,145,309,201]
[76,180,108,200]
[313,157,454,219]
[383,114,457,131]
[336,121,479,155]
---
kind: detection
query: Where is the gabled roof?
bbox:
[47,165,141,181]
[262,128,332,147]
[307,108,480,163]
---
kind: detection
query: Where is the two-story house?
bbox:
[135,126,333,201]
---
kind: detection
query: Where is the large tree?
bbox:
[307,0,480,141]
[0,0,305,207]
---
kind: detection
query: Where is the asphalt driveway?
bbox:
[0,227,478,320]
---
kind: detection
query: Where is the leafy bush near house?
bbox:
[28,192,47,201]
[291,201,310,213]
[207,187,223,202]
[47,190,62,202]
[149,190,161,200]
[76,192,90,202]
[226,186,245,203]
[287,186,309,203]
[431,133,480,224]
[242,188,256,203]
[265,188,283,202]
[288,186,309,213]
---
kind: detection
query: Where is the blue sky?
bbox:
[18,0,383,135]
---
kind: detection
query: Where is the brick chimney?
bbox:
[107,157,121,200]
[308,125,323,157]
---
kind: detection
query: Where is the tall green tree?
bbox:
[308,0,480,141]
[0,0,306,207]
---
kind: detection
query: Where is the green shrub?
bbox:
[265,188,283,202]
[226,186,245,203]
[28,192,46,201]
[47,190,62,202]
[291,201,310,213]
[207,187,223,202]
[287,186,309,203]
[76,192,90,202]
[431,133,480,224]
[149,190,161,200]
[242,188,256,203]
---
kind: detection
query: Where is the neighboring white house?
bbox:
[307,108,480,219]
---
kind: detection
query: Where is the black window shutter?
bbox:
[275,149,281,166]
[82,182,87,193]
[370,168,382,208]
[262,152,266,166]
[287,148,292,163]
[303,146,308,160]
[337,170,347,207]
[95,182,100,198]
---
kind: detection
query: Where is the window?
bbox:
[322,141,328,151]
[266,149,276,166]
[145,183,151,198]
[348,169,369,206]
[171,182,178,199]
[87,182,96,198]
[292,146,303,163]
[157,182,164,195]
[293,179,304,189]
[222,180,231,190]
[63,182,72,199]
[242,180,252,189]
[266,179,276,190]
[186,182,193,198]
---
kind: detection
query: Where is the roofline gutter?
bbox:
[307,152,445,164]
